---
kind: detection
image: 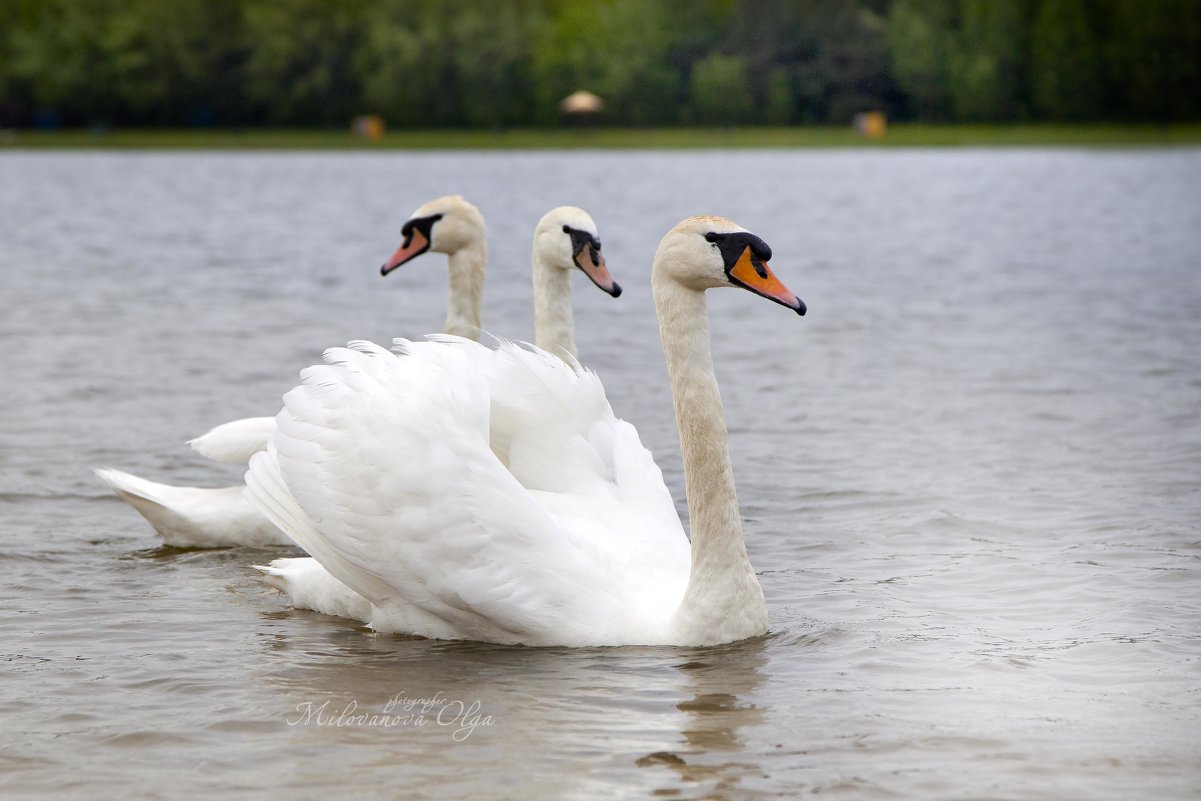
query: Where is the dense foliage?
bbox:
[1,0,1198,128]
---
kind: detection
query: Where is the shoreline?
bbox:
[4,124,1200,151]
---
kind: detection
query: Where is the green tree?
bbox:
[531,0,684,125]
[4,0,123,124]
[1108,0,1201,121]
[242,0,368,125]
[812,0,895,123]
[358,0,456,127]
[690,53,752,124]
[946,0,1029,121]
[104,0,246,125]
[720,0,895,124]
[888,0,953,119]
[1029,0,1101,120]
[764,67,795,124]
[446,1,543,128]
[359,0,543,128]
[3,0,1199,129]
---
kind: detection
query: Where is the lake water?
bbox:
[1,148,1199,799]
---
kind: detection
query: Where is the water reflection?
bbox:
[642,638,769,798]
[251,614,769,798]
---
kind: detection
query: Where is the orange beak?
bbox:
[727,246,806,314]
[380,228,431,276]
[574,244,622,297]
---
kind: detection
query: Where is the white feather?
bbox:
[186,417,277,464]
[94,468,292,548]
[254,558,372,622]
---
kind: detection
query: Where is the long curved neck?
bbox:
[532,253,576,358]
[444,241,486,340]
[653,274,767,643]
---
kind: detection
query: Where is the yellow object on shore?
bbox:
[854,111,887,139]
[352,115,384,140]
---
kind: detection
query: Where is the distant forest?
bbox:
[2,0,1199,128]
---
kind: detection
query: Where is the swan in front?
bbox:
[246,215,806,646]
[96,197,620,548]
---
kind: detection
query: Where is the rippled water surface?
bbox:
[2,149,1199,799]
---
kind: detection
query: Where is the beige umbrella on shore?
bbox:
[560,90,605,115]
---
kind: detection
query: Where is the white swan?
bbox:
[96,198,620,548]
[246,215,806,646]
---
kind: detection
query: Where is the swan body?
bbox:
[97,199,619,549]
[247,216,805,646]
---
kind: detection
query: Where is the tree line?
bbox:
[1,0,1198,129]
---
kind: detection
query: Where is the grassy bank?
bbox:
[3,124,1200,150]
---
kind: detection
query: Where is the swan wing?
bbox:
[188,416,277,463]
[464,338,686,554]
[245,337,688,645]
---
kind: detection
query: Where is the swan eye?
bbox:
[402,213,444,240]
[704,231,773,271]
[564,225,601,260]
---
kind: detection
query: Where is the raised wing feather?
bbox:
[188,416,277,463]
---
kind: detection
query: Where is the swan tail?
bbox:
[94,467,291,548]
[187,416,277,464]
[96,467,174,510]
[252,557,374,622]
[94,468,197,544]
[254,562,289,593]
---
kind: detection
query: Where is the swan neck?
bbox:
[445,242,485,340]
[654,274,766,642]
[532,252,577,358]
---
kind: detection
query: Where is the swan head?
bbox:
[533,207,622,297]
[655,216,806,315]
[381,195,485,276]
